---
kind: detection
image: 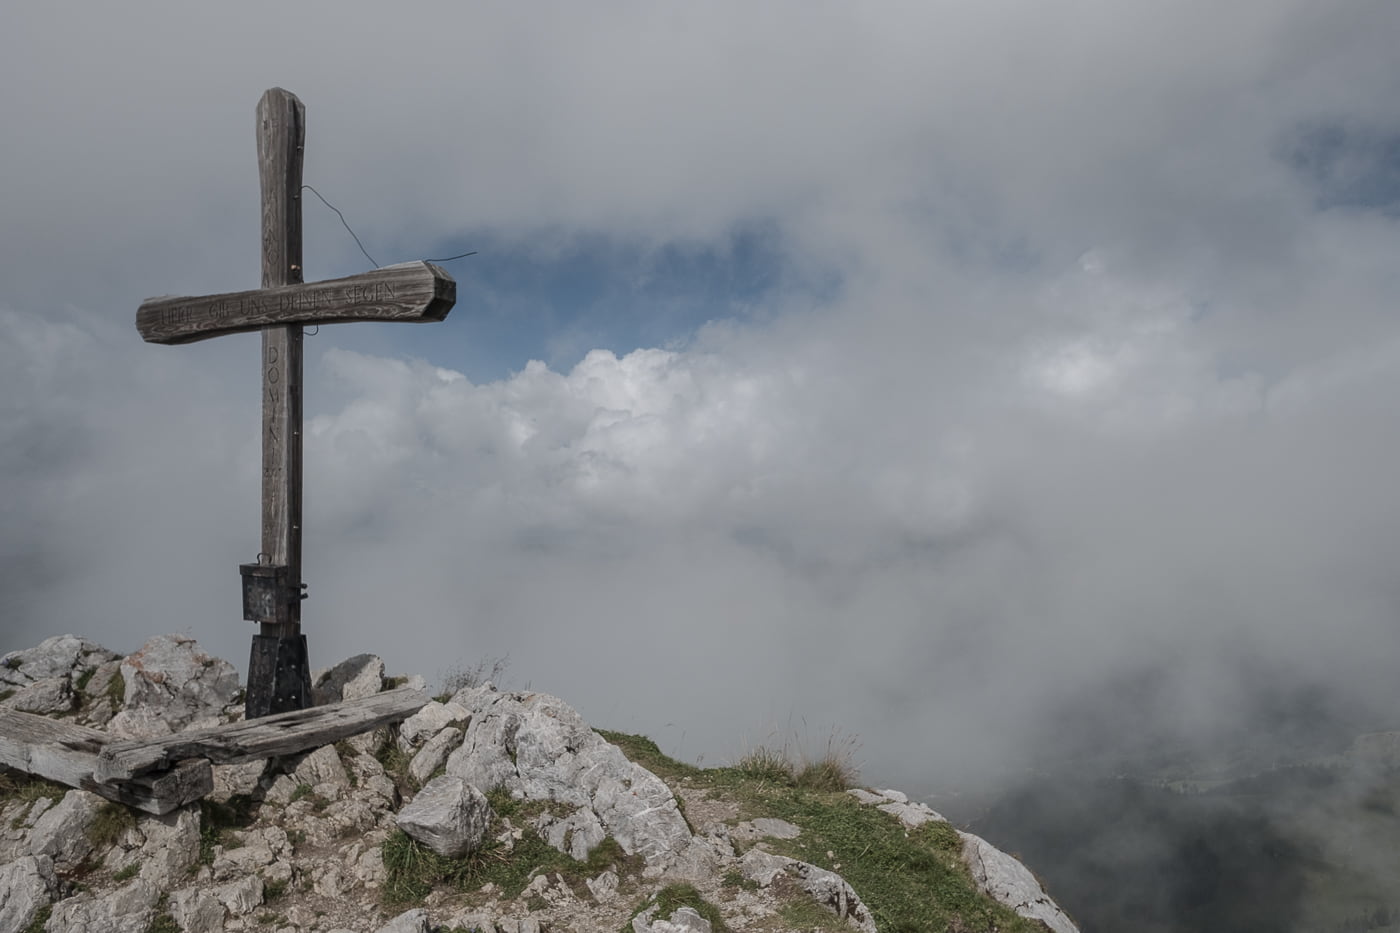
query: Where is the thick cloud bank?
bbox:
[3,1,1400,788]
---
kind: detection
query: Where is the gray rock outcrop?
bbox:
[739,848,877,933]
[0,635,1080,933]
[445,685,693,866]
[396,775,492,857]
[108,633,240,738]
[961,830,1079,933]
[0,855,55,933]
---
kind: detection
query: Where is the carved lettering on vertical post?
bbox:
[258,89,305,638]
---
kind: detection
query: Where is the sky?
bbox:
[3,1,1400,794]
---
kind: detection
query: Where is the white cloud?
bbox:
[3,1,1400,789]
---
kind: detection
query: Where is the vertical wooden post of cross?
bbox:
[245,88,311,718]
[134,88,457,719]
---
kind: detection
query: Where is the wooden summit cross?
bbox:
[136,88,456,719]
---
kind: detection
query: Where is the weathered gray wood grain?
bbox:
[0,708,211,815]
[259,87,306,637]
[95,687,428,782]
[81,760,213,815]
[134,262,457,345]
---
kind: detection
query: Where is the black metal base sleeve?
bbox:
[245,634,312,719]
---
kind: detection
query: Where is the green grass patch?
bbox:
[106,670,126,709]
[780,895,860,931]
[375,738,413,795]
[263,877,288,902]
[22,904,51,933]
[113,862,140,882]
[2,771,67,825]
[594,730,703,783]
[88,801,136,848]
[146,895,178,933]
[763,791,1041,932]
[74,666,97,694]
[382,802,638,908]
[627,883,729,933]
[289,784,313,804]
[598,731,1045,933]
[720,868,759,891]
[735,746,796,786]
[146,912,179,933]
[198,795,258,866]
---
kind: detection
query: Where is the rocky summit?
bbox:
[0,634,1077,933]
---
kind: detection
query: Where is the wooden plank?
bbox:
[135,261,456,345]
[81,760,212,816]
[95,687,429,782]
[0,707,106,787]
[258,87,304,297]
[0,709,211,815]
[260,87,304,648]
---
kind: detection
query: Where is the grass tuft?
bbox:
[436,656,510,702]
[594,731,703,783]
[736,746,796,786]
[2,771,67,825]
[383,790,638,907]
[375,737,413,795]
[198,795,258,866]
[88,801,136,848]
[22,904,51,933]
[74,666,97,694]
[145,894,178,933]
[628,883,729,933]
[599,730,1041,933]
[106,670,126,709]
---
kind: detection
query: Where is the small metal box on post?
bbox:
[134,88,457,719]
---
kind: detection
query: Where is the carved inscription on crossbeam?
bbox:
[137,261,455,345]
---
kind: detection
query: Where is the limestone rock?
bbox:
[398,700,470,751]
[397,776,493,858]
[647,906,712,933]
[290,744,350,790]
[168,887,226,933]
[109,634,239,738]
[739,849,876,933]
[135,805,201,889]
[408,725,461,786]
[0,855,55,933]
[537,806,606,861]
[0,635,116,689]
[374,908,431,933]
[961,830,1078,933]
[210,760,268,803]
[45,879,160,933]
[446,685,692,865]
[5,677,74,714]
[0,637,1079,933]
[209,875,264,916]
[313,654,385,705]
[28,790,103,870]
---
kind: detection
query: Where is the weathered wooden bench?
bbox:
[0,688,427,814]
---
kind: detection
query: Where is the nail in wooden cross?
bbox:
[135,88,456,719]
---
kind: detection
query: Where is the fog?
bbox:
[3,2,1400,794]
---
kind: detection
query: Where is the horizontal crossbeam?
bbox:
[136,261,455,345]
